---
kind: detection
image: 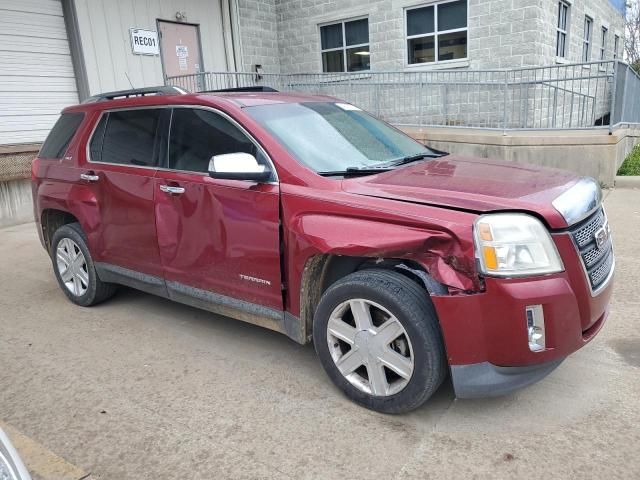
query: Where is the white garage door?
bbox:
[0,0,79,145]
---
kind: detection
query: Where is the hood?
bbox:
[341,155,580,228]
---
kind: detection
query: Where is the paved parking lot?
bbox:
[1,188,639,480]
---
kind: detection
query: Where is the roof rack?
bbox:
[83,85,188,103]
[205,86,279,93]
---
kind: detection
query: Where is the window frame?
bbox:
[86,106,278,182]
[166,106,272,178]
[319,16,370,73]
[613,34,619,60]
[600,26,608,61]
[556,1,571,59]
[86,107,167,168]
[582,15,593,63]
[404,0,469,67]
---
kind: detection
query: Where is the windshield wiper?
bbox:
[381,152,448,168]
[318,150,449,177]
[318,165,395,177]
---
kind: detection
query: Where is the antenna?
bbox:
[124,72,135,89]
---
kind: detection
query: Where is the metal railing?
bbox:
[166,60,640,132]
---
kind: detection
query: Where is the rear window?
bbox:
[39,112,85,159]
[89,109,163,167]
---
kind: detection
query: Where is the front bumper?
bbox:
[431,232,613,397]
[450,359,564,398]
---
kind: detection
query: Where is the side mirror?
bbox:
[208,153,271,182]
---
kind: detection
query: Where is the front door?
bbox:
[84,108,169,278]
[158,20,203,88]
[154,107,282,310]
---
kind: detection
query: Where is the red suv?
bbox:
[32,86,614,413]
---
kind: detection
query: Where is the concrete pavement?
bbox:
[0,188,639,479]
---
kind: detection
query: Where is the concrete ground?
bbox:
[1,189,639,480]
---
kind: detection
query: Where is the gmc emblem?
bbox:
[594,222,610,249]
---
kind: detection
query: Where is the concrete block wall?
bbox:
[538,0,625,65]
[265,0,625,75]
[235,1,625,129]
[237,0,281,73]
[467,0,548,69]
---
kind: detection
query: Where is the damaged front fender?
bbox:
[289,213,480,293]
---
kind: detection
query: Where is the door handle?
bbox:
[80,173,99,182]
[160,184,185,195]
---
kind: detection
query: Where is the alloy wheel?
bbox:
[326,299,414,396]
[56,238,89,297]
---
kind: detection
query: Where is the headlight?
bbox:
[474,213,563,277]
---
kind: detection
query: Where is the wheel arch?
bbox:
[40,209,81,253]
[298,254,447,342]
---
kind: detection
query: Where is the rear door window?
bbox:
[89,109,164,167]
[39,112,85,159]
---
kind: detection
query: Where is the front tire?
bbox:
[313,269,447,413]
[51,223,117,307]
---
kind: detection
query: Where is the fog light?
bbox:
[526,305,545,352]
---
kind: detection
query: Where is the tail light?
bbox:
[31,158,38,181]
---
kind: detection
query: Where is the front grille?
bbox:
[590,249,614,287]
[582,237,612,267]
[568,207,614,292]
[572,208,605,248]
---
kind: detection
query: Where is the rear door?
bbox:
[83,108,169,278]
[154,107,282,310]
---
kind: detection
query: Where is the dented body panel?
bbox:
[280,182,480,320]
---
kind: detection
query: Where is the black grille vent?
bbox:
[569,207,614,292]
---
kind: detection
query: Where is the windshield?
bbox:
[245,102,434,173]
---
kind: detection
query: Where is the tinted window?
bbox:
[39,112,85,159]
[92,109,163,166]
[168,108,258,173]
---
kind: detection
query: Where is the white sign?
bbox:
[129,28,159,55]
[176,45,189,57]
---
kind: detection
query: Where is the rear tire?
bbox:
[313,269,447,413]
[51,223,117,307]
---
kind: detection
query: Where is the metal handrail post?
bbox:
[502,70,508,134]
[609,60,619,134]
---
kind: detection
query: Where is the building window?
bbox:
[405,0,468,65]
[600,26,608,60]
[582,16,593,62]
[320,18,370,72]
[614,34,619,60]
[556,1,570,58]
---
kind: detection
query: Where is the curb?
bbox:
[615,176,640,189]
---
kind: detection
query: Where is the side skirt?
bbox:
[95,263,168,297]
[94,262,307,344]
